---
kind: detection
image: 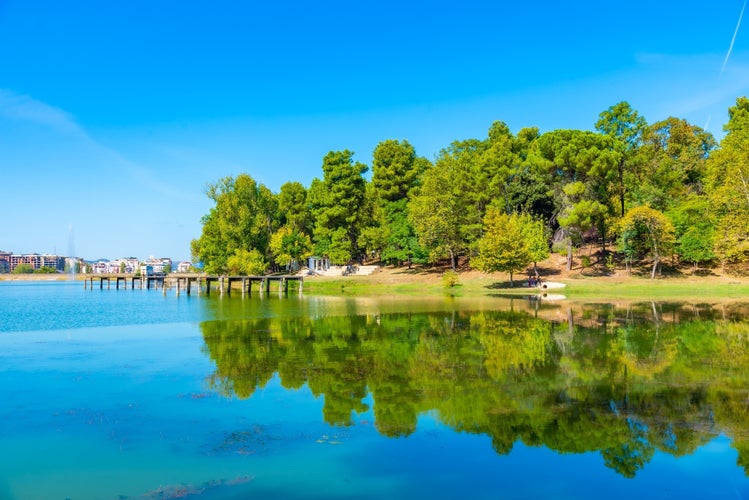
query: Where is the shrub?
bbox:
[442,270,460,288]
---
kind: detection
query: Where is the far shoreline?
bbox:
[3,266,749,302]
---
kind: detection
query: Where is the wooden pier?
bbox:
[84,273,303,296]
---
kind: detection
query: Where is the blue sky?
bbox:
[2,1,749,262]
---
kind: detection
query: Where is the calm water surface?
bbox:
[2,281,749,499]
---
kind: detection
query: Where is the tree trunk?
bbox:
[650,256,659,279]
[619,160,626,218]
[566,239,573,271]
[449,249,456,270]
[509,271,514,288]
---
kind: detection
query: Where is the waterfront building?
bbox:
[110,258,140,274]
[0,251,10,273]
[91,261,109,274]
[8,253,65,272]
[177,261,192,273]
[143,257,172,274]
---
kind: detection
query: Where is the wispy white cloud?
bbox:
[722,0,748,74]
[0,88,85,135]
[0,88,201,202]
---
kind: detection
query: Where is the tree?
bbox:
[309,150,368,264]
[678,225,715,271]
[191,174,279,274]
[473,208,531,286]
[371,140,428,265]
[372,139,420,203]
[226,248,267,275]
[557,183,608,270]
[636,117,715,210]
[705,97,749,268]
[523,214,550,277]
[595,101,647,217]
[618,206,675,279]
[11,263,34,274]
[270,226,313,271]
[476,121,521,215]
[278,181,311,234]
[535,129,621,268]
[668,196,715,271]
[437,139,489,253]
[409,162,466,269]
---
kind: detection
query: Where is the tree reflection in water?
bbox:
[200,301,749,478]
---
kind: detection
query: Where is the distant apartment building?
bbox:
[6,253,65,272]
[143,257,172,274]
[177,261,192,273]
[0,251,10,273]
[90,258,141,274]
[111,258,140,274]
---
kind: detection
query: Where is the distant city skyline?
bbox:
[2,1,749,261]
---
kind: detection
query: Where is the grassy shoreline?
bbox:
[4,268,748,301]
[302,268,749,301]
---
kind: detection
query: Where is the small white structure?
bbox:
[307,256,330,274]
[177,261,192,273]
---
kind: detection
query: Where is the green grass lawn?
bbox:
[302,272,749,301]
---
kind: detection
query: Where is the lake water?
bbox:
[2,281,749,499]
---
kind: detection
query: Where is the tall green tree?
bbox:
[476,121,521,214]
[278,181,311,234]
[436,138,488,253]
[409,161,466,270]
[705,97,749,268]
[636,117,715,210]
[309,150,368,264]
[535,129,620,268]
[595,101,647,217]
[371,140,428,265]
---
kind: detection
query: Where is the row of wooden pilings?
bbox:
[83,274,303,296]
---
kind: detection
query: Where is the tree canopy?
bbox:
[192,97,749,277]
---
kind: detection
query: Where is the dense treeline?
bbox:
[191,98,749,277]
